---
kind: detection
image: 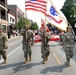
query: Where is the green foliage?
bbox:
[30,22,39,30]
[14,23,18,29]
[14,18,39,30]
[17,18,30,29]
[18,18,25,29]
[61,0,76,25]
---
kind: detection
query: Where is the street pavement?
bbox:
[0,36,76,75]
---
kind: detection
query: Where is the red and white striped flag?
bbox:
[25,0,47,14]
[41,18,45,27]
[40,18,50,32]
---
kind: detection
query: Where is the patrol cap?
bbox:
[0,25,3,29]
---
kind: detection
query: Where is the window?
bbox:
[10,17,12,21]
[2,25,6,33]
[12,19,14,22]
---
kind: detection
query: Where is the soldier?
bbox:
[0,25,8,64]
[40,27,51,64]
[62,26,76,66]
[22,26,34,64]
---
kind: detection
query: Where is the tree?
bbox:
[61,0,76,26]
[30,22,39,30]
[18,18,30,29]
[14,23,18,29]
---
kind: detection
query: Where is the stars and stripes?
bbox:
[25,0,47,14]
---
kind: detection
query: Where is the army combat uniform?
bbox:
[40,31,51,64]
[28,30,34,46]
[22,28,34,64]
[0,26,8,64]
[62,26,76,66]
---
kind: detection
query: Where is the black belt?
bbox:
[44,44,47,47]
[25,40,29,43]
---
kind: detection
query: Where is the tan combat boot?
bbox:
[29,56,32,61]
[46,56,48,61]
[24,58,28,64]
[67,60,70,66]
[43,58,46,64]
[4,58,7,64]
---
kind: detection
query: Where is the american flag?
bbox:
[25,0,47,14]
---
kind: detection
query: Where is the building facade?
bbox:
[8,9,15,35]
[8,5,24,23]
[0,0,8,33]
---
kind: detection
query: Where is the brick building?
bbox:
[8,5,24,23]
[0,0,8,33]
[8,9,15,35]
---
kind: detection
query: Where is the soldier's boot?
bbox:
[46,52,50,61]
[4,57,7,64]
[29,56,32,61]
[43,58,46,64]
[24,58,28,64]
[46,56,48,61]
[67,59,70,66]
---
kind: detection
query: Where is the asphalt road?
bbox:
[0,36,76,75]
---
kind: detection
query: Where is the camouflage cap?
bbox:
[0,25,3,29]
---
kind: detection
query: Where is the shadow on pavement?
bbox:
[40,62,68,74]
[12,61,42,73]
[0,61,42,73]
[0,62,24,70]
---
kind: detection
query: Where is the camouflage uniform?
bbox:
[40,30,51,64]
[22,27,34,63]
[0,25,8,64]
[61,33,65,46]
[28,30,34,46]
[62,26,75,66]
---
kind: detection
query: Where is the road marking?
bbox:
[0,44,22,64]
[51,51,61,65]
[8,39,22,46]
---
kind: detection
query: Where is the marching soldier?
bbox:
[40,26,51,64]
[22,26,34,64]
[62,26,76,66]
[0,25,8,64]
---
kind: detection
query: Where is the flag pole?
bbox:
[44,0,49,46]
[25,0,27,18]
[25,0,28,42]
